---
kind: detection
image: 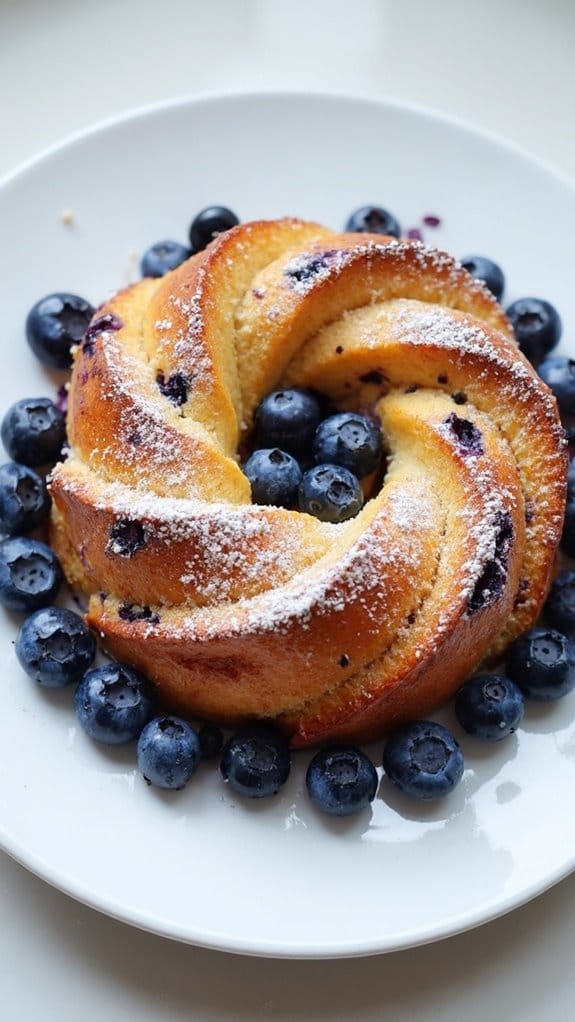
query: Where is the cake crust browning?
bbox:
[49,218,567,746]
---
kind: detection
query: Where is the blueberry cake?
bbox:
[48,218,567,746]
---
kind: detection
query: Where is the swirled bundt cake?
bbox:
[48,217,568,746]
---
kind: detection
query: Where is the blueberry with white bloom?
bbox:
[243,448,302,507]
[455,673,524,741]
[16,606,96,687]
[0,536,61,612]
[137,716,201,789]
[0,462,50,535]
[313,412,383,479]
[299,463,363,523]
[383,720,464,799]
[306,745,378,816]
[1,397,66,467]
[74,662,154,744]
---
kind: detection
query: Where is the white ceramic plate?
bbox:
[1,91,575,960]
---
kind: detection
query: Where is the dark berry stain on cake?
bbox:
[284,249,338,286]
[118,602,160,624]
[468,511,513,615]
[106,518,147,557]
[359,369,387,386]
[437,373,448,384]
[82,313,123,356]
[156,370,191,406]
[338,653,350,668]
[513,577,530,608]
[444,412,484,456]
[451,392,468,405]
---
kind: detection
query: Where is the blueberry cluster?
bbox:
[243,388,384,524]
[140,205,240,278]
[0,395,67,610]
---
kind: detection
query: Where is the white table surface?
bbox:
[2,1,575,1019]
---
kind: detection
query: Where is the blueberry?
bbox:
[382,721,464,799]
[243,448,302,507]
[313,412,383,479]
[455,673,524,741]
[299,464,363,523]
[198,722,224,760]
[0,537,61,612]
[156,371,190,406]
[106,518,146,557]
[561,462,575,556]
[306,745,378,816]
[74,662,154,744]
[189,206,240,252]
[545,571,575,632]
[536,356,575,417]
[1,397,66,467]
[506,297,562,365]
[344,205,401,239]
[15,606,96,687]
[460,255,505,300]
[0,462,50,535]
[253,388,321,457]
[137,716,201,789]
[220,724,291,798]
[26,293,95,369]
[506,627,575,701]
[140,240,190,278]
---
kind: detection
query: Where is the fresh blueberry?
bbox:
[505,297,562,365]
[1,397,66,467]
[25,292,94,370]
[137,716,201,789]
[536,356,575,417]
[74,662,154,744]
[344,205,401,239]
[455,673,524,741]
[243,448,302,507]
[506,627,575,701]
[220,723,291,798]
[306,745,378,816]
[299,464,363,523]
[15,606,96,687]
[253,388,321,457]
[313,412,383,479]
[460,255,505,300]
[0,537,61,612]
[561,486,575,558]
[189,206,240,252]
[382,721,464,799]
[140,240,190,278]
[545,571,575,633]
[198,722,224,760]
[0,462,50,535]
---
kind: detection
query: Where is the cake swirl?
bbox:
[49,218,567,746]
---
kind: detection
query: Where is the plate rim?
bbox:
[2,86,575,196]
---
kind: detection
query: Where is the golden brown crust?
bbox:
[49,219,567,745]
